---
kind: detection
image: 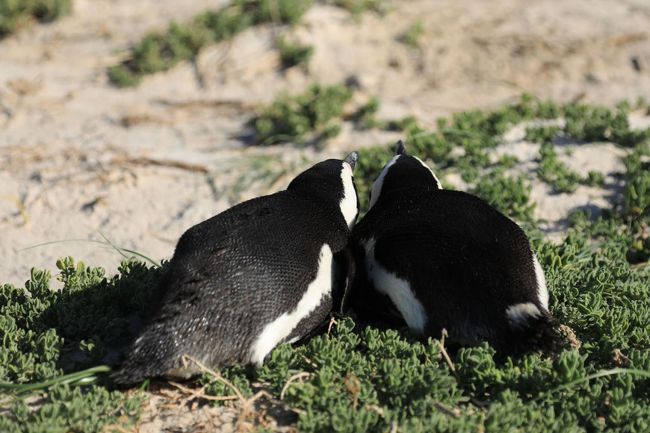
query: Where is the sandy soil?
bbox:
[2,0,650,286]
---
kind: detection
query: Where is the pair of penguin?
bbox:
[112,142,554,385]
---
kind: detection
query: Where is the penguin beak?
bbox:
[395,140,406,155]
[344,151,358,171]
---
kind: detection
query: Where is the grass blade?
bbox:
[20,236,161,268]
[0,365,112,396]
[538,368,650,400]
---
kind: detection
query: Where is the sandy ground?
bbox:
[1,0,650,285]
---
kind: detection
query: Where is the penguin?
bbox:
[112,152,359,385]
[349,142,554,354]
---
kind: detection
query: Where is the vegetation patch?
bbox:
[250,86,423,147]
[0,384,143,433]
[355,95,649,218]
[524,124,562,144]
[0,0,71,38]
[328,0,391,17]
[277,37,314,70]
[2,98,650,432]
[536,142,605,193]
[523,101,650,148]
[399,20,424,49]
[107,0,393,87]
[0,258,162,431]
[623,145,650,264]
[354,96,557,218]
[250,84,353,145]
[108,0,314,87]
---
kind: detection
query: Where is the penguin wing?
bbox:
[332,248,355,313]
[371,220,513,300]
[363,189,533,288]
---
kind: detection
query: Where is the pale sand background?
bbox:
[2,0,650,289]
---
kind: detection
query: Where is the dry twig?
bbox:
[438,329,456,374]
[280,372,312,400]
[112,156,210,174]
[434,401,461,418]
[181,355,274,432]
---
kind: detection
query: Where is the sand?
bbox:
[1,0,650,285]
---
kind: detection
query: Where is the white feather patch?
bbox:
[369,155,400,209]
[363,238,428,334]
[249,245,333,365]
[505,302,541,329]
[532,254,549,309]
[340,162,358,228]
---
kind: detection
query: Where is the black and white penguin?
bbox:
[350,142,554,353]
[112,153,359,385]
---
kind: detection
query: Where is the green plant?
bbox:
[251,84,352,145]
[352,96,381,129]
[469,169,536,222]
[0,258,162,430]
[354,94,650,222]
[525,125,562,143]
[536,142,607,194]
[330,0,390,17]
[251,0,313,25]
[400,20,424,49]
[109,0,314,87]
[352,96,568,219]
[277,37,314,69]
[0,0,71,38]
[623,146,650,217]
[564,103,650,147]
[537,143,585,193]
[0,384,143,433]
[622,145,650,265]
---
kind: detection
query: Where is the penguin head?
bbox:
[368,141,441,209]
[288,152,359,228]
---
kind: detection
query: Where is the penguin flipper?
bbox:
[332,247,355,314]
[346,241,407,327]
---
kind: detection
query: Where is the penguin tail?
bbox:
[109,368,143,387]
[503,302,558,354]
[110,349,156,387]
[109,330,178,387]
